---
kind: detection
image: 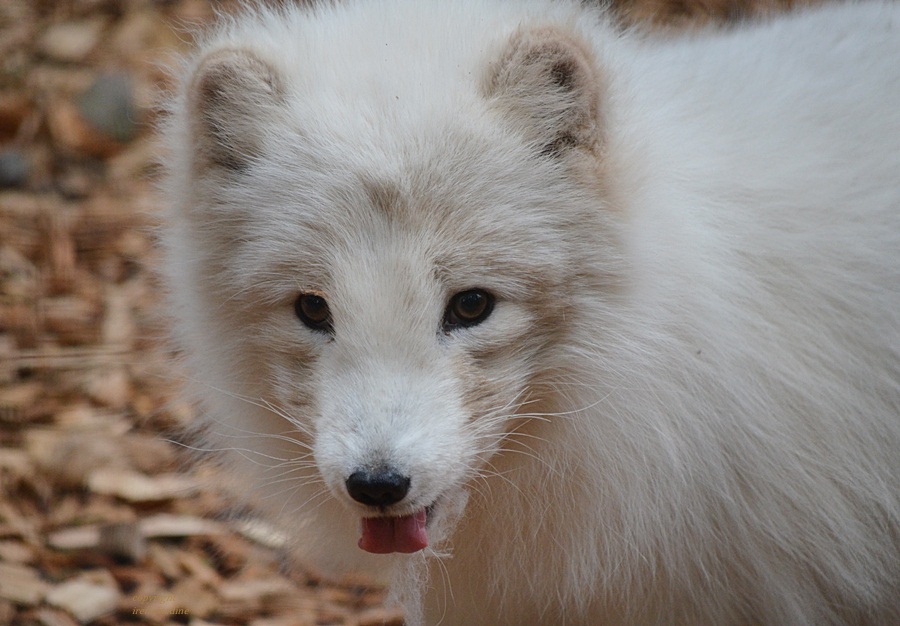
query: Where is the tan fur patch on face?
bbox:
[363,177,405,219]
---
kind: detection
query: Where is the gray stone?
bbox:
[77,73,141,144]
[0,150,29,188]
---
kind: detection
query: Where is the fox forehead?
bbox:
[223,125,573,302]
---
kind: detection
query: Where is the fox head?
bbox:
[163,1,620,568]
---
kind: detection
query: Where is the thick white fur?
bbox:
[161,1,900,624]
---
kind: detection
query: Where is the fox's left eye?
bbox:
[295,292,333,334]
[443,289,494,332]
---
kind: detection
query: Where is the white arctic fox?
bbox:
[161,0,900,624]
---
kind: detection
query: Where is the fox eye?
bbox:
[294,292,333,334]
[443,289,494,332]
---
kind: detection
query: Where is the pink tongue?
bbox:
[358,510,428,554]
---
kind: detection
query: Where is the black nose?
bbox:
[345,470,411,507]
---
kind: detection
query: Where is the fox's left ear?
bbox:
[186,48,285,171]
[485,26,605,157]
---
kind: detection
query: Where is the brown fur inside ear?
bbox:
[188,49,284,170]
[486,27,604,157]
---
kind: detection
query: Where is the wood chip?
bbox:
[40,294,102,346]
[100,286,135,347]
[47,525,100,551]
[81,366,131,408]
[0,540,34,564]
[319,587,361,607]
[139,513,224,539]
[53,404,130,432]
[0,561,49,605]
[34,607,80,626]
[0,380,43,414]
[0,447,33,477]
[45,570,120,624]
[0,92,30,140]
[175,549,222,587]
[0,501,39,543]
[87,469,199,502]
[0,600,13,625]
[353,607,407,626]
[37,19,108,63]
[146,543,181,581]
[47,98,124,159]
[249,616,316,626]
[169,576,218,619]
[122,435,179,475]
[219,576,296,603]
[218,576,297,616]
[27,429,129,487]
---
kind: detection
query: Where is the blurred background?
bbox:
[0,0,805,624]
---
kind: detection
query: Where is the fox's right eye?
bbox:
[294,293,333,334]
[443,289,495,332]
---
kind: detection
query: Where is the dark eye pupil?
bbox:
[302,296,327,320]
[456,292,486,319]
[444,289,494,331]
[295,293,332,332]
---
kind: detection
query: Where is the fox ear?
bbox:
[187,49,284,170]
[486,27,604,157]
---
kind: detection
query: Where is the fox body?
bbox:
[162,1,900,624]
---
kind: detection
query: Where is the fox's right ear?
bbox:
[186,48,284,170]
[485,26,605,158]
